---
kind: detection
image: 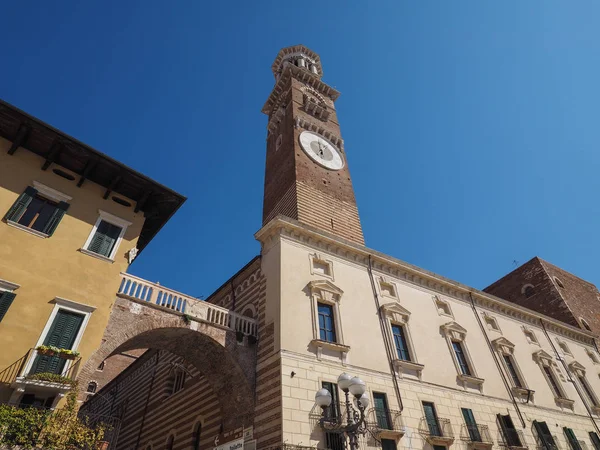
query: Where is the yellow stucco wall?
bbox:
[0,137,145,400]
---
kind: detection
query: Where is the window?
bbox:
[578,375,598,407]
[452,341,471,376]
[275,134,282,151]
[558,340,572,356]
[86,381,97,394]
[373,392,391,430]
[31,309,85,375]
[554,277,565,289]
[497,414,522,447]
[4,185,70,237]
[192,422,202,450]
[392,324,411,361]
[503,354,523,388]
[434,296,453,317]
[484,314,501,333]
[589,432,600,450]
[543,366,563,398]
[533,421,558,450]
[321,382,340,421]
[172,369,186,394]
[422,402,441,436]
[97,361,105,371]
[318,303,336,343]
[461,408,481,442]
[381,439,397,450]
[564,428,583,450]
[522,284,535,298]
[581,319,592,332]
[82,210,131,261]
[523,327,539,345]
[166,435,174,450]
[587,350,599,364]
[0,290,17,323]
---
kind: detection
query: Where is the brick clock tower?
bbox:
[262,45,365,246]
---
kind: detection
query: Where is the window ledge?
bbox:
[458,374,485,385]
[426,435,455,446]
[377,429,405,440]
[6,220,49,239]
[555,397,575,408]
[467,441,494,450]
[79,248,114,263]
[0,278,20,291]
[511,386,534,398]
[392,359,424,373]
[310,339,350,353]
[13,376,72,392]
[591,406,600,415]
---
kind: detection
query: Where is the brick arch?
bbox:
[78,311,255,428]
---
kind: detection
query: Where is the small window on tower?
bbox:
[581,318,592,332]
[554,277,565,289]
[275,134,282,152]
[521,284,535,298]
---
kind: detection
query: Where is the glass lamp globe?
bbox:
[337,372,353,392]
[348,377,366,398]
[353,392,370,409]
[315,388,332,408]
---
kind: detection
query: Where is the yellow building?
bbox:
[0,99,185,408]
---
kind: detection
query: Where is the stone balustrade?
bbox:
[117,273,258,337]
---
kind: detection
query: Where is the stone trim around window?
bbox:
[380,302,424,379]
[0,278,20,292]
[522,326,540,346]
[32,181,73,203]
[307,280,348,363]
[568,360,600,413]
[378,277,398,299]
[433,295,454,318]
[441,321,484,389]
[492,337,530,395]
[309,253,334,280]
[81,210,132,262]
[533,349,574,408]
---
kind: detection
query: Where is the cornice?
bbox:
[255,216,597,346]
[262,65,340,116]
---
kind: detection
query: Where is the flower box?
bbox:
[59,353,77,360]
[37,349,57,357]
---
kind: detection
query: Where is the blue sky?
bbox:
[2,2,599,297]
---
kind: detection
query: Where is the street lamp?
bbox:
[314,373,370,450]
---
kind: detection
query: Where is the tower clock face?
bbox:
[299,131,344,170]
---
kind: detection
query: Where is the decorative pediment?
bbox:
[441,321,467,341]
[380,303,411,323]
[492,337,515,354]
[533,349,554,364]
[308,280,344,302]
[568,360,587,376]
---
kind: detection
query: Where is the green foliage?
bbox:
[59,349,80,357]
[0,392,110,449]
[182,313,193,323]
[35,346,80,358]
[25,372,76,387]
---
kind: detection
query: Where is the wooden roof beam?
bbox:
[135,190,151,213]
[77,158,97,188]
[103,175,122,199]
[7,123,30,155]
[41,140,62,170]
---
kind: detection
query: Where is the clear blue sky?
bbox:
[2,2,599,298]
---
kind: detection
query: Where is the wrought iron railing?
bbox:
[498,428,528,448]
[418,417,454,440]
[0,348,80,387]
[460,424,493,444]
[366,408,404,433]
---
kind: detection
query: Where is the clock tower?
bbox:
[262,45,365,246]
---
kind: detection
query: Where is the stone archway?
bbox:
[78,309,256,428]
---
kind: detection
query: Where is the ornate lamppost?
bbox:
[314,373,370,450]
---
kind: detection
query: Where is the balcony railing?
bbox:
[117,272,258,337]
[419,417,455,445]
[366,408,405,437]
[0,348,80,389]
[498,428,528,449]
[460,424,494,447]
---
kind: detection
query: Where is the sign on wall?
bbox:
[214,428,244,450]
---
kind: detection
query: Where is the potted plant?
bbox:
[36,345,60,356]
[58,349,80,360]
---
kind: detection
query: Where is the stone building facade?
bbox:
[82,45,600,450]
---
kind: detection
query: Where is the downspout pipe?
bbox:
[468,292,526,428]
[367,255,404,412]
[539,319,600,435]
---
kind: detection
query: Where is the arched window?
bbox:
[522,284,535,298]
[86,381,97,394]
[554,277,565,289]
[192,422,202,450]
[166,435,174,450]
[97,360,105,371]
[581,318,592,332]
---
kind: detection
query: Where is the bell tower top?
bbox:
[271,45,323,80]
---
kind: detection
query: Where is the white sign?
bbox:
[215,437,244,450]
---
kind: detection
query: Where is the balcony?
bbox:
[118,273,258,337]
[419,417,455,446]
[460,424,494,449]
[366,408,405,440]
[0,348,80,406]
[498,428,528,450]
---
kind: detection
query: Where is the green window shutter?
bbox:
[4,186,37,222]
[42,201,70,236]
[89,220,122,257]
[32,310,84,375]
[589,432,600,450]
[0,292,17,322]
[564,428,583,450]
